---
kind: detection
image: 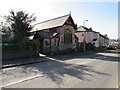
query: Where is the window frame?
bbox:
[64,29,72,44]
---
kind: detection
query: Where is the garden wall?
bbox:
[2,44,38,60]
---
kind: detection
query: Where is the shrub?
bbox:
[86,42,95,50]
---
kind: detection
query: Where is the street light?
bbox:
[82,20,88,52]
[83,32,86,52]
[83,20,88,27]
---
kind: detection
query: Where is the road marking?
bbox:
[0,74,44,88]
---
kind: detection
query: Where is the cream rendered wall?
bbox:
[92,32,100,47]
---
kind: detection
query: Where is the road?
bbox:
[2,50,119,88]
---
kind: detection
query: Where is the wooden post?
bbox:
[49,39,51,55]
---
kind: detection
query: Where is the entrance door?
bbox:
[39,39,43,53]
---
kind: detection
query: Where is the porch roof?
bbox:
[37,32,59,39]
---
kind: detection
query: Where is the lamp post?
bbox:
[82,20,88,51]
[83,20,88,27]
[83,32,86,52]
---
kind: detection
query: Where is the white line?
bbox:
[0,74,44,88]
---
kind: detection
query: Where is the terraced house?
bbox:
[75,26,109,51]
[75,26,100,51]
[30,14,77,54]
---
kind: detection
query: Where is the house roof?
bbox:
[30,14,71,32]
[28,32,59,40]
[77,26,92,32]
[77,26,99,33]
[99,34,109,39]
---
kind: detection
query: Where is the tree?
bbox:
[1,24,11,35]
[5,10,36,44]
[0,21,14,43]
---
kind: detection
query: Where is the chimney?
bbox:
[89,27,92,31]
[104,34,107,37]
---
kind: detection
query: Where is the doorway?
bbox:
[39,39,44,53]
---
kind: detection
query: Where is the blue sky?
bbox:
[0,0,118,39]
[50,2,118,39]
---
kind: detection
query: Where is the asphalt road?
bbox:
[2,50,119,88]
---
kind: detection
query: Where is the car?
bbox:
[116,49,120,53]
[107,46,116,50]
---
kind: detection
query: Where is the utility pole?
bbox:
[83,32,86,52]
[69,11,71,15]
[83,20,88,27]
[82,20,88,51]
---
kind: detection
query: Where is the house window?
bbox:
[64,29,72,44]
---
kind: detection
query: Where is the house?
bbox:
[75,26,100,51]
[108,39,119,48]
[99,34,109,48]
[30,14,77,54]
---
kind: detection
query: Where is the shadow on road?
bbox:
[2,50,116,85]
[21,56,111,84]
[48,50,119,62]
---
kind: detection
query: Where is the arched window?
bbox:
[64,29,72,44]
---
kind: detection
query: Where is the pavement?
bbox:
[2,57,49,69]
[2,51,96,68]
[1,50,119,88]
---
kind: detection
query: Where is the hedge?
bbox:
[2,43,30,51]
